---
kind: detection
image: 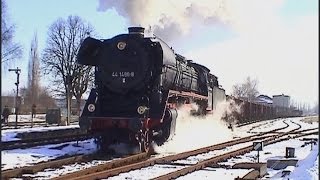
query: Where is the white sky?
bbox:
[1,0,318,107]
[183,1,319,107]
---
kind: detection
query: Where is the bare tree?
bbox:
[312,103,318,114]
[37,87,58,109]
[232,77,259,101]
[20,86,58,114]
[1,0,22,66]
[26,33,41,105]
[41,15,95,115]
[72,64,94,115]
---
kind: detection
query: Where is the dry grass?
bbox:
[301,116,319,124]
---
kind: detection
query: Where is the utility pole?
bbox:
[67,75,71,125]
[9,67,21,129]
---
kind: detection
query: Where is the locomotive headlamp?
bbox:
[137,106,148,115]
[117,41,126,50]
[88,104,95,112]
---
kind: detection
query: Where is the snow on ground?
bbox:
[6,114,46,123]
[287,138,319,180]
[276,118,302,132]
[178,168,251,180]
[293,116,319,131]
[1,116,318,179]
[26,159,108,179]
[107,165,247,180]
[219,136,318,166]
[1,131,20,141]
[108,164,186,180]
[173,141,254,165]
[1,124,79,141]
[1,115,79,141]
[246,118,288,134]
[109,141,257,179]
[1,139,97,170]
[179,138,318,180]
[179,123,318,180]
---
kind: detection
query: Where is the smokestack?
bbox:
[128,27,145,37]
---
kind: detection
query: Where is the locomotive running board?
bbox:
[168,90,208,100]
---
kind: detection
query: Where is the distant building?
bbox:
[1,96,22,113]
[54,98,86,115]
[255,95,273,105]
[273,94,290,108]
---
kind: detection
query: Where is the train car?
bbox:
[274,106,303,118]
[77,27,225,152]
[224,96,302,124]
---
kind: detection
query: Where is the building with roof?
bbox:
[273,94,290,108]
[255,95,273,105]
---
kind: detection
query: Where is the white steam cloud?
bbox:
[219,98,243,125]
[97,0,231,41]
[154,100,242,154]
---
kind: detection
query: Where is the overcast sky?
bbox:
[1,0,318,106]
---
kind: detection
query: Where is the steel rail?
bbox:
[2,133,93,150]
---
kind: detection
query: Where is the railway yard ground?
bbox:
[1,115,319,179]
[1,114,79,130]
[301,116,319,124]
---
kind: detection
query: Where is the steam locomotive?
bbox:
[77,27,226,152]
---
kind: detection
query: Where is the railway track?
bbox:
[2,154,93,179]
[1,129,276,179]
[13,127,81,139]
[2,121,47,127]
[3,119,317,179]
[54,121,317,180]
[153,131,318,180]
[236,118,279,128]
[246,118,288,134]
[48,121,314,179]
[2,133,94,150]
[72,129,317,180]
[2,122,70,129]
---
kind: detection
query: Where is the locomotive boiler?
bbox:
[77,27,225,152]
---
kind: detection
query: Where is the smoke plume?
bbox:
[97,0,231,42]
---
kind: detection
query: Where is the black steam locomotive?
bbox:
[77,27,225,152]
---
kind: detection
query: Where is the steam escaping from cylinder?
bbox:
[97,0,231,42]
[154,100,242,154]
[217,98,243,126]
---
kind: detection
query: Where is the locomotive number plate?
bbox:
[112,72,135,77]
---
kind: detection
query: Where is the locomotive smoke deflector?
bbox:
[128,27,145,38]
[77,37,102,66]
